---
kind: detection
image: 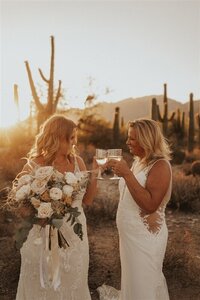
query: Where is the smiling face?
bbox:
[126,127,145,158]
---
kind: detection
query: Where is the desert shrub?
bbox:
[78,114,113,149]
[184,154,197,163]
[184,148,200,163]
[0,154,25,184]
[0,125,35,184]
[77,114,128,151]
[164,225,200,287]
[191,160,200,176]
[171,149,186,165]
[169,168,200,212]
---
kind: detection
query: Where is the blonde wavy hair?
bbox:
[28,115,77,165]
[129,119,171,165]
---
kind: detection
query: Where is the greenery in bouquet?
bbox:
[5,166,89,249]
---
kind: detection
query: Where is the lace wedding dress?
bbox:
[16,158,91,300]
[98,158,172,300]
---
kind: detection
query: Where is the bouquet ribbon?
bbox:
[39,225,61,290]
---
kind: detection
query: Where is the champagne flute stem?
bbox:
[98,167,102,179]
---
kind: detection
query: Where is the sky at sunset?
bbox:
[1,0,200,127]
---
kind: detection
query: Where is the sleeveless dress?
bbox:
[98,158,172,300]
[16,157,91,300]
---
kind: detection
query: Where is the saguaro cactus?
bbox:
[121,116,124,129]
[151,98,159,121]
[157,83,175,136]
[25,36,62,130]
[173,108,185,143]
[113,107,120,147]
[188,93,195,152]
[196,113,200,148]
[14,84,20,121]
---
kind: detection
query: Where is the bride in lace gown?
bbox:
[98,119,172,300]
[15,115,97,300]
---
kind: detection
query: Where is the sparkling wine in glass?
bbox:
[95,149,107,179]
[107,148,122,179]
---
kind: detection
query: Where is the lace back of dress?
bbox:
[139,159,172,235]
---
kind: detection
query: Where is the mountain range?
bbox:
[64,95,200,124]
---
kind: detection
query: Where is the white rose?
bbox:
[31,179,47,194]
[37,202,53,218]
[31,197,41,208]
[75,172,85,182]
[35,166,54,180]
[62,185,73,197]
[15,184,31,201]
[49,187,62,201]
[64,172,78,186]
[52,170,64,181]
[17,174,32,187]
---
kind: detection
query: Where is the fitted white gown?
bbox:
[16,158,91,300]
[98,158,172,300]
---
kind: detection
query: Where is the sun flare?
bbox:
[0,108,19,129]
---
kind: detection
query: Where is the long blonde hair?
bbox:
[129,119,171,165]
[28,115,77,164]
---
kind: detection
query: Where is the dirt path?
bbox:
[0,210,200,300]
[87,213,200,300]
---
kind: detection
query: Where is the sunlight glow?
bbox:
[0,103,21,129]
[1,1,200,129]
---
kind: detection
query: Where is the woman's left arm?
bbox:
[76,156,98,206]
[109,159,171,213]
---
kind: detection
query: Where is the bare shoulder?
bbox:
[149,159,171,178]
[75,155,87,171]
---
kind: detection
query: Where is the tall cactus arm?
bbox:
[196,113,200,127]
[25,60,44,111]
[47,36,54,112]
[169,112,176,121]
[157,105,163,122]
[53,80,62,112]
[38,68,49,83]
[163,102,168,119]
[151,98,158,121]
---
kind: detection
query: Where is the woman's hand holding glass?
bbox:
[105,157,131,179]
[107,149,122,179]
[95,149,108,179]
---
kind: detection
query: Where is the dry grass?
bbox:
[170,167,200,212]
[0,144,200,299]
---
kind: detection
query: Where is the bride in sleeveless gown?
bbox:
[15,115,97,300]
[98,119,172,300]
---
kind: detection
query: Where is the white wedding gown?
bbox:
[98,158,172,300]
[16,158,91,300]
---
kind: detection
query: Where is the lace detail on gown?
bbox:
[97,284,120,300]
[16,156,91,300]
[98,158,172,300]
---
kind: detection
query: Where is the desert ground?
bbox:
[0,180,200,300]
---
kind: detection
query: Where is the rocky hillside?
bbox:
[64,96,200,124]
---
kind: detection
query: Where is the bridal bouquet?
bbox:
[6,166,89,249]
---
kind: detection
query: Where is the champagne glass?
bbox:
[95,149,107,179]
[107,148,122,179]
